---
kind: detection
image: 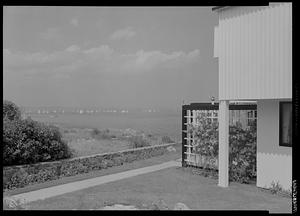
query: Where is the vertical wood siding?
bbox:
[214,3,292,100]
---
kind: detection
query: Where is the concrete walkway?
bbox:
[6,160,181,204]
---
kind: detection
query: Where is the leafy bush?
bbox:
[124,154,138,163]
[229,125,256,183]
[161,136,174,144]
[3,100,21,121]
[91,128,101,136]
[269,181,284,194]
[112,156,124,166]
[187,112,219,169]
[3,197,27,210]
[188,111,256,183]
[3,118,72,166]
[128,135,151,148]
[91,128,114,140]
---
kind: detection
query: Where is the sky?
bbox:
[3,6,218,109]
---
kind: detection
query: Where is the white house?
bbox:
[213,3,292,190]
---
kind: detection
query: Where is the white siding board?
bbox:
[237,15,242,99]
[260,8,266,99]
[287,3,292,98]
[214,26,219,58]
[279,4,284,98]
[225,19,230,99]
[283,3,289,98]
[275,5,281,98]
[233,17,238,99]
[219,22,225,99]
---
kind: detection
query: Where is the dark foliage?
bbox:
[161,136,174,144]
[3,100,21,121]
[128,135,151,148]
[90,128,115,140]
[229,125,256,183]
[3,110,72,166]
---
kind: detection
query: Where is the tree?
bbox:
[3,100,21,121]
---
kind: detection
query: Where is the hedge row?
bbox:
[3,143,178,191]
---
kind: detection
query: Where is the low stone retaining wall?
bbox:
[3,143,179,191]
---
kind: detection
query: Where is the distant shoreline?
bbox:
[27,112,182,143]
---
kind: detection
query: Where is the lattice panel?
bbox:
[184,110,218,167]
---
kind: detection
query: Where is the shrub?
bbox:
[128,135,151,148]
[269,181,283,194]
[91,128,114,140]
[161,136,174,144]
[3,119,27,165]
[3,197,27,210]
[229,125,256,183]
[3,100,21,121]
[124,154,138,163]
[3,118,72,166]
[91,128,101,136]
[187,112,219,170]
[112,156,124,166]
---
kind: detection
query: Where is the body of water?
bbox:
[29,112,182,142]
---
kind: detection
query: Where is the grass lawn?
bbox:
[67,138,131,157]
[24,164,291,212]
[60,126,169,157]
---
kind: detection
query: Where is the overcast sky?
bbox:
[3,6,218,109]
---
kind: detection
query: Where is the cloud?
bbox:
[65,45,81,52]
[110,27,136,40]
[40,27,61,40]
[121,49,200,72]
[70,18,79,27]
[3,45,200,78]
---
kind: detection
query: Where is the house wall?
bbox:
[257,99,292,190]
[214,3,292,100]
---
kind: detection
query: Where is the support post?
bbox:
[182,106,187,167]
[218,100,229,187]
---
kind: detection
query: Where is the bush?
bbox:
[112,156,124,166]
[187,112,219,169]
[91,128,101,136]
[3,100,21,121]
[3,197,27,210]
[128,135,151,148]
[124,154,138,163]
[3,118,72,166]
[161,136,174,144]
[91,128,114,140]
[229,125,256,183]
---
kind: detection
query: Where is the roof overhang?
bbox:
[212,6,231,12]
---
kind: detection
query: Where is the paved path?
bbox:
[6,160,181,204]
